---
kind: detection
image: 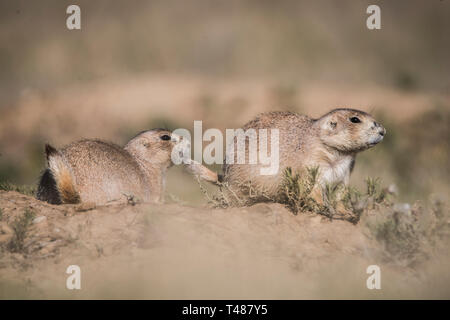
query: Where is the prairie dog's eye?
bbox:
[160,134,171,141]
[349,117,361,123]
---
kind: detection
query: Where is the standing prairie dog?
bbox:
[37,129,218,205]
[221,108,386,206]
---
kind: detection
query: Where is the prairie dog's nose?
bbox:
[372,121,385,136]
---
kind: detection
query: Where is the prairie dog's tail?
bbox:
[184,160,223,185]
[44,144,80,204]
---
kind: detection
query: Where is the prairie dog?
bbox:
[222,108,386,205]
[37,129,217,205]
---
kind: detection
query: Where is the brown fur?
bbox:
[37,129,198,205]
[221,108,386,205]
[41,144,80,204]
[56,166,80,204]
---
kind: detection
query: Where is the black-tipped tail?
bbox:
[45,143,58,159]
[40,144,80,204]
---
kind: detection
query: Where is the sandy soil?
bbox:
[1,190,449,299]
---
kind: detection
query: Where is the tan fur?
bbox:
[220,108,386,205]
[41,144,80,204]
[185,160,221,184]
[37,129,210,205]
[48,155,80,204]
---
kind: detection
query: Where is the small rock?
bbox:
[387,184,399,195]
[33,216,47,224]
[39,241,50,248]
[393,203,411,214]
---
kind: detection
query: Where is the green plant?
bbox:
[199,165,401,225]
[364,203,424,266]
[0,181,36,197]
[281,166,322,215]
[323,182,344,210]
[7,209,36,253]
[341,186,362,211]
[365,177,391,208]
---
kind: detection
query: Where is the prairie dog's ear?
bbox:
[320,118,337,131]
[139,138,150,147]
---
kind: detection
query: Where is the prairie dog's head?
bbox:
[125,129,185,168]
[315,108,386,153]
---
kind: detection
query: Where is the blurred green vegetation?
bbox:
[355,107,449,202]
[0,137,45,185]
[1,0,449,106]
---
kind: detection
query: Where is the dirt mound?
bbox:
[0,191,449,299]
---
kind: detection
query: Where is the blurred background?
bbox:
[0,0,449,204]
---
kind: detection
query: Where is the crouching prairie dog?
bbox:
[37,129,218,205]
[221,108,386,208]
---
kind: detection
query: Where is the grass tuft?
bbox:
[197,166,449,266]
[280,166,321,215]
[199,167,395,223]
[0,181,36,197]
[7,209,36,253]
